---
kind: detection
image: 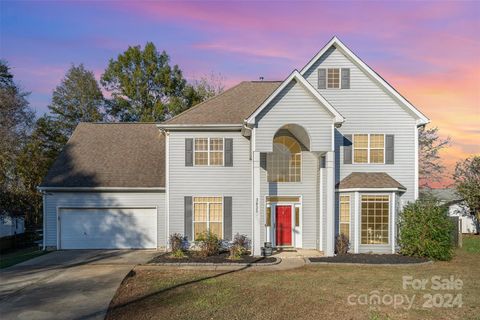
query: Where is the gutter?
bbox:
[156,124,243,131]
[37,187,165,192]
[336,187,406,192]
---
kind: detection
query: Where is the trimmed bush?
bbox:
[229,233,250,259]
[335,234,349,255]
[196,231,221,257]
[398,196,454,261]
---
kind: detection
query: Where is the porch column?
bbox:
[325,151,335,256]
[252,151,262,256]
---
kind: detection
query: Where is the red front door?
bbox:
[275,205,292,246]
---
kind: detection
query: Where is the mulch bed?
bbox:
[149,251,277,264]
[309,254,430,264]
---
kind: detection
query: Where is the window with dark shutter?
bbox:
[224,138,233,167]
[318,68,326,89]
[343,134,352,164]
[385,135,394,164]
[341,68,350,89]
[223,196,232,240]
[185,138,193,166]
[184,196,193,240]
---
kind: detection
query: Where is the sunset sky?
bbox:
[1,1,479,186]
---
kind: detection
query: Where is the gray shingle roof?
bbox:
[337,172,406,190]
[165,81,281,125]
[40,123,165,188]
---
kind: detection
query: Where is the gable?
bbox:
[301,37,429,125]
[253,78,335,152]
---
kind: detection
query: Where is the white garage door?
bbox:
[59,208,157,249]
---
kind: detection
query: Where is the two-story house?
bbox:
[39,37,429,256]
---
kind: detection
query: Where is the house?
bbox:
[0,215,25,238]
[421,188,478,234]
[39,37,429,256]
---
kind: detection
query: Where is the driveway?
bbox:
[0,250,158,320]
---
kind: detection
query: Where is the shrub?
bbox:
[229,234,250,259]
[398,196,454,261]
[196,231,220,257]
[169,233,186,258]
[335,234,349,255]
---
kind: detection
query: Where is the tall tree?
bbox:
[418,126,450,187]
[0,60,34,217]
[453,156,480,233]
[182,73,225,113]
[49,64,105,137]
[101,42,191,122]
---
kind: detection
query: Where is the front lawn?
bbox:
[107,241,480,320]
[0,246,48,269]
[463,234,480,254]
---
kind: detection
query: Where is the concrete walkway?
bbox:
[0,250,157,320]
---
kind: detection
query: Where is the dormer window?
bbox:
[327,68,340,89]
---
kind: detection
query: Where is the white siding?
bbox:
[260,151,319,249]
[254,80,334,152]
[168,131,252,240]
[304,47,418,205]
[44,192,165,248]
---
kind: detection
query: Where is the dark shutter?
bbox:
[385,135,394,164]
[185,138,193,166]
[341,68,350,89]
[320,155,326,168]
[184,196,193,240]
[223,196,232,240]
[343,134,353,164]
[318,68,326,89]
[224,138,233,167]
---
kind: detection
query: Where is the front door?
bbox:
[275,205,292,246]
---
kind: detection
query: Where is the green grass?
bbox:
[0,246,48,269]
[463,234,480,254]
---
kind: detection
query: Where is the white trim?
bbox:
[337,187,406,192]
[354,192,359,253]
[391,192,396,253]
[300,36,429,125]
[414,126,419,200]
[38,187,165,191]
[326,68,341,89]
[191,196,224,241]
[319,166,324,251]
[266,195,303,248]
[359,194,391,246]
[246,70,345,125]
[165,131,170,251]
[193,137,225,167]
[352,133,386,164]
[157,124,242,131]
[57,206,158,250]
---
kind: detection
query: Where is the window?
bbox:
[339,195,350,239]
[327,68,340,89]
[193,197,223,239]
[267,135,301,182]
[361,195,389,245]
[353,134,385,164]
[194,138,224,166]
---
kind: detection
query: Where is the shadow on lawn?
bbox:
[103,261,263,319]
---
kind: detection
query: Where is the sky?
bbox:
[1,0,479,186]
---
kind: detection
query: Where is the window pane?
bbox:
[327,68,340,89]
[354,149,368,163]
[195,152,208,165]
[209,138,223,151]
[361,195,389,245]
[209,222,223,238]
[295,207,300,227]
[370,149,384,163]
[268,135,302,182]
[195,138,208,151]
[340,224,350,239]
[370,135,384,148]
[354,134,368,148]
[194,203,207,221]
[265,207,271,226]
[209,152,223,166]
[194,222,207,239]
[209,203,223,221]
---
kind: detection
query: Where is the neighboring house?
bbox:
[39,37,429,256]
[421,188,478,234]
[0,215,25,238]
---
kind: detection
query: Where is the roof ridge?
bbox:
[164,81,249,124]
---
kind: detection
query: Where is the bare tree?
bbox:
[419,126,450,188]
